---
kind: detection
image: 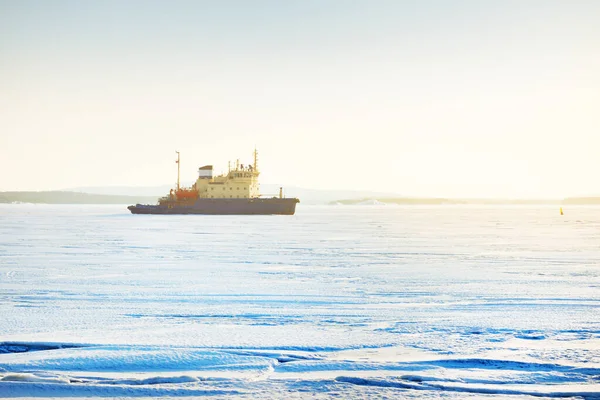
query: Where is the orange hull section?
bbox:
[175,189,199,200]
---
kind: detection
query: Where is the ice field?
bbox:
[0,204,599,398]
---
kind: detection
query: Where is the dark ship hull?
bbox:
[128,197,299,215]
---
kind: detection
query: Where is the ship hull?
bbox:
[127,198,299,215]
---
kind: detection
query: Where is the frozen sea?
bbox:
[0,204,599,399]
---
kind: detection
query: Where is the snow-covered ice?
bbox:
[0,204,599,398]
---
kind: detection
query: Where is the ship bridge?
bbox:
[194,150,261,199]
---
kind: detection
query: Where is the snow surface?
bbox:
[0,204,599,398]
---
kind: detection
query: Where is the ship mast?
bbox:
[175,151,180,190]
[253,148,258,171]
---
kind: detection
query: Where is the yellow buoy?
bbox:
[560,207,564,215]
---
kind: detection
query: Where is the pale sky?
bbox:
[1,0,599,198]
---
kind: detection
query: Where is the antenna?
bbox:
[175,151,180,190]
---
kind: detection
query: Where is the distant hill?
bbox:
[0,191,156,205]
[563,197,600,205]
[333,197,454,205]
[63,185,173,197]
[331,197,567,205]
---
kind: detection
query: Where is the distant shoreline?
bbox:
[0,191,157,205]
[332,197,600,205]
[1,191,599,205]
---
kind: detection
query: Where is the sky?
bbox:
[1,0,599,198]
